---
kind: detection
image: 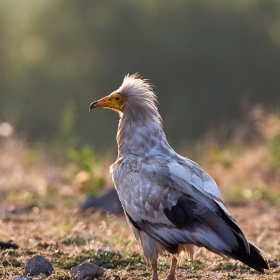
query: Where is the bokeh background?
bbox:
[1,3,280,278]
[1,0,280,152]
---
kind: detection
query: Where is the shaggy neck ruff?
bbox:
[115,75,173,158]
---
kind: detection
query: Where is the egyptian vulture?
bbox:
[89,74,269,280]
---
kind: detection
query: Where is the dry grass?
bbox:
[0,202,279,280]
[1,106,280,279]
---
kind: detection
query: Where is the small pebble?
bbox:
[24,255,54,276]
[70,262,104,279]
[269,260,279,268]
[97,247,114,254]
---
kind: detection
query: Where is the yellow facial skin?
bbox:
[89,92,125,112]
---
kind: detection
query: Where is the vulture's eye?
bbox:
[115,97,120,100]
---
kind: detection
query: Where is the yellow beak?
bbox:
[89,95,110,110]
[89,93,125,112]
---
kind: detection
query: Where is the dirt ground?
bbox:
[0,199,279,280]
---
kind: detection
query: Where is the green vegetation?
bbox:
[269,134,280,172]
[225,184,280,206]
[1,111,280,279]
[68,146,105,195]
[1,0,280,150]
[1,0,280,271]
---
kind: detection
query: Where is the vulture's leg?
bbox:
[165,256,177,280]
[151,259,159,280]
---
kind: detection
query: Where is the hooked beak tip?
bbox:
[89,101,99,111]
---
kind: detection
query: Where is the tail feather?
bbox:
[214,200,269,272]
[226,235,269,273]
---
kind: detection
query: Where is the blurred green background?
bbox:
[1,0,280,153]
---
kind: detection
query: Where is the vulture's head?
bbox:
[89,74,162,124]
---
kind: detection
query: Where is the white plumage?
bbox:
[90,74,269,280]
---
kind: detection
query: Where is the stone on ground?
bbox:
[70,262,104,279]
[24,255,54,276]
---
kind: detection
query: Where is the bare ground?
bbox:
[0,199,279,280]
[1,128,280,279]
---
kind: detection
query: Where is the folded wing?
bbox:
[112,156,269,272]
